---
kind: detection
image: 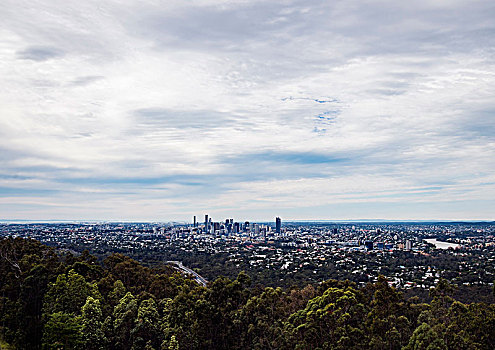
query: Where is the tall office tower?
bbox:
[254,224,260,235]
[226,219,233,234]
[244,221,250,232]
[204,214,209,233]
[365,240,374,250]
[275,217,281,234]
[234,222,240,233]
[193,216,196,227]
[405,240,412,251]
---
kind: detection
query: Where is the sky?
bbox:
[1,0,494,222]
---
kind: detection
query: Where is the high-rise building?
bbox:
[254,224,260,235]
[193,216,196,227]
[275,217,281,234]
[365,240,374,250]
[204,214,209,233]
[405,240,412,250]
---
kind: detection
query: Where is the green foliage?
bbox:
[113,292,138,350]
[43,269,101,316]
[2,238,495,350]
[161,335,179,350]
[236,286,288,349]
[132,298,160,349]
[108,279,127,306]
[285,285,367,349]
[403,323,447,350]
[81,296,106,350]
[42,312,83,350]
[0,335,14,350]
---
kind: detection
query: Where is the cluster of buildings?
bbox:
[1,219,494,291]
[163,216,419,253]
[178,215,283,237]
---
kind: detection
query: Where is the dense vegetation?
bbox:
[55,233,495,304]
[1,237,494,349]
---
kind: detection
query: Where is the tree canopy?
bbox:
[0,237,494,350]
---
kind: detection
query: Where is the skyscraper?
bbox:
[406,240,412,250]
[193,216,196,227]
[205,214,209,233]
[365,241,374,250]
[275,217,281,234]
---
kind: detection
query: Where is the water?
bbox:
[424,238,460,249]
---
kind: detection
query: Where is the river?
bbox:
[424,238,460,249]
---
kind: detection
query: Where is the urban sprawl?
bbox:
[1,218,494,298]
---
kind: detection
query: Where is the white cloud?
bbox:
[0,0,494,220]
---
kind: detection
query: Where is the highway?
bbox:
[166,261,208,287]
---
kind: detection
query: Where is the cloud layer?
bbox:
[1,0,494,221]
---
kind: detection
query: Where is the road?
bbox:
[166,261,208,287]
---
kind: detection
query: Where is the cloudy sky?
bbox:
[1,0,494,221]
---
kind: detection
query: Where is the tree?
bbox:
[161,335,179,350]
[285,286,366,349]
[236,286,288,349]
[43,270,101,316]
[18,264,52,347]
[81,296,106,350]
[131,298,160,349]
[366,276,412,349]
[113,292,138,350]
[403,323,447,350]
[42,312,83,350]
[108,280,127,306]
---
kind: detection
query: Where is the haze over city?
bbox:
[1,0,494,221]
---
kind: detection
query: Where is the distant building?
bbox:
[275,217,281,234]
[406,240,412,250]
[193,216,196,227]
[204,214,209,233]
[365,241,374,250]
[254,224,260,235]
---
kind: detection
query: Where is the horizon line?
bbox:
[1,219,494,224]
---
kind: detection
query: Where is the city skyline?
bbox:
[1,1,494,221]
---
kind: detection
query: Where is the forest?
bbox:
[1,237,494,350]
